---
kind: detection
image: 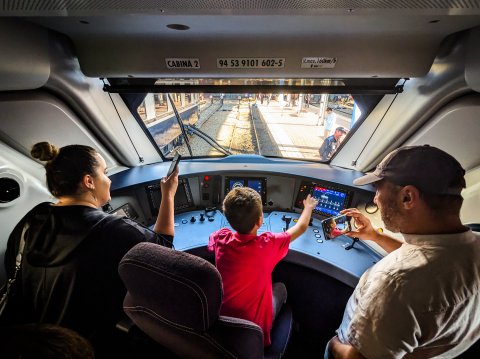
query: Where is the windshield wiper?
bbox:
[184,124,232,156]
[167,94,193,157]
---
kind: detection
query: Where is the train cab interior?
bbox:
[1,1,480,358]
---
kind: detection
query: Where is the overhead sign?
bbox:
[165,58,200,69]
[217,58,285,69]
[301,57,337,69]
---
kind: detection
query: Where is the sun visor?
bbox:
[76,34,438,79]
[465,26,480,93]
[0,19,50,91]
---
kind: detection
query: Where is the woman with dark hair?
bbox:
[2,324,95,359]
[3,142,178,356]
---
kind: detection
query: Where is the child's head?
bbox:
[329,219,337,229]
[223,187,263,234]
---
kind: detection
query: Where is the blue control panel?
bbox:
[170,210,381,287]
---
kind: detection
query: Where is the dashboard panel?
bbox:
[295,180,352,217]
[145,178,195,215]
[107,156,379,287]
[225,176,267,204]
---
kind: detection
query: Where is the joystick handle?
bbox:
[344,237,359,250]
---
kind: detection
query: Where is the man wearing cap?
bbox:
[326,145,480,358]
[319,127,348,161]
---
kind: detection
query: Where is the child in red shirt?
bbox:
[208,187,318,347]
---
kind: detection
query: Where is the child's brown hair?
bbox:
[223,187,263,234]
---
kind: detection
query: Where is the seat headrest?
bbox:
[118,242,222,331]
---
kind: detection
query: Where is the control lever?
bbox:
[344,237,359,250]
[205,207,216,218]
[283,216,292,232]
[200,213,205,222]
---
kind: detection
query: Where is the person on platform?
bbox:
[324,107,337,138]
[319,127,348,161]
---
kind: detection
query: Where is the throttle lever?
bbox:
[283,216,292,232]
[344,237,359,250]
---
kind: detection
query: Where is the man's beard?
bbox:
[380,197,402,233]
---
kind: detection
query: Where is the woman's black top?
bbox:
[4,202,172,344]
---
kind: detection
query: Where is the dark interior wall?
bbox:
[273,261,353,355]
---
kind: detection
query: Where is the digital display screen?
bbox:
[312,186,347,216]
[321,214,352,239]
[146,178,194,217]
[295,181,351,216]
[225,177,267,204]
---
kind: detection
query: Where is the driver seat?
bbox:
[118,242,292,359]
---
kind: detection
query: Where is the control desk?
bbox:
[171,209,381,287]
[108,156,382,288]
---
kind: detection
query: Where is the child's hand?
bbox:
[303,194,318,211]
[288,194,319,241]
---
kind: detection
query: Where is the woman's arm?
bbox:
[153,168,179,236]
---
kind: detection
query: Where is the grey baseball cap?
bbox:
[336,126,348,134]
[353,145,466,195]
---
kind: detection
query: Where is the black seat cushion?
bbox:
[118,242,222,331]
[118,242,292,359]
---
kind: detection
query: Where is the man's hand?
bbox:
[329,336,366,359]
[340,208,403,253]
[340,208,377,242]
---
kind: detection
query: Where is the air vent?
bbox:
[1,0,479,13]
[0,177,20,203]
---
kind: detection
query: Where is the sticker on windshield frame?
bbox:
[217,58,285,69]
[166,58,200,69]
[301,57,337,69]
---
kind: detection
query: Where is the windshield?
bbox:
[136,92,364,161]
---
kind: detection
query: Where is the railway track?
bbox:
[226,100,259,155]
[177,99,262,157]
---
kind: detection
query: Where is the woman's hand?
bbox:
[160,166,179,199]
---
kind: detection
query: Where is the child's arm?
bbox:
[286,194,318,242]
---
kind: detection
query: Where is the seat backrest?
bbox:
[118,242,264,359]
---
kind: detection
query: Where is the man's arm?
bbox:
[329,337,366,359]
[319,138,331,160]
[340,208,403,253]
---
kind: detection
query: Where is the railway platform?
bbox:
[256,101,352,159]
